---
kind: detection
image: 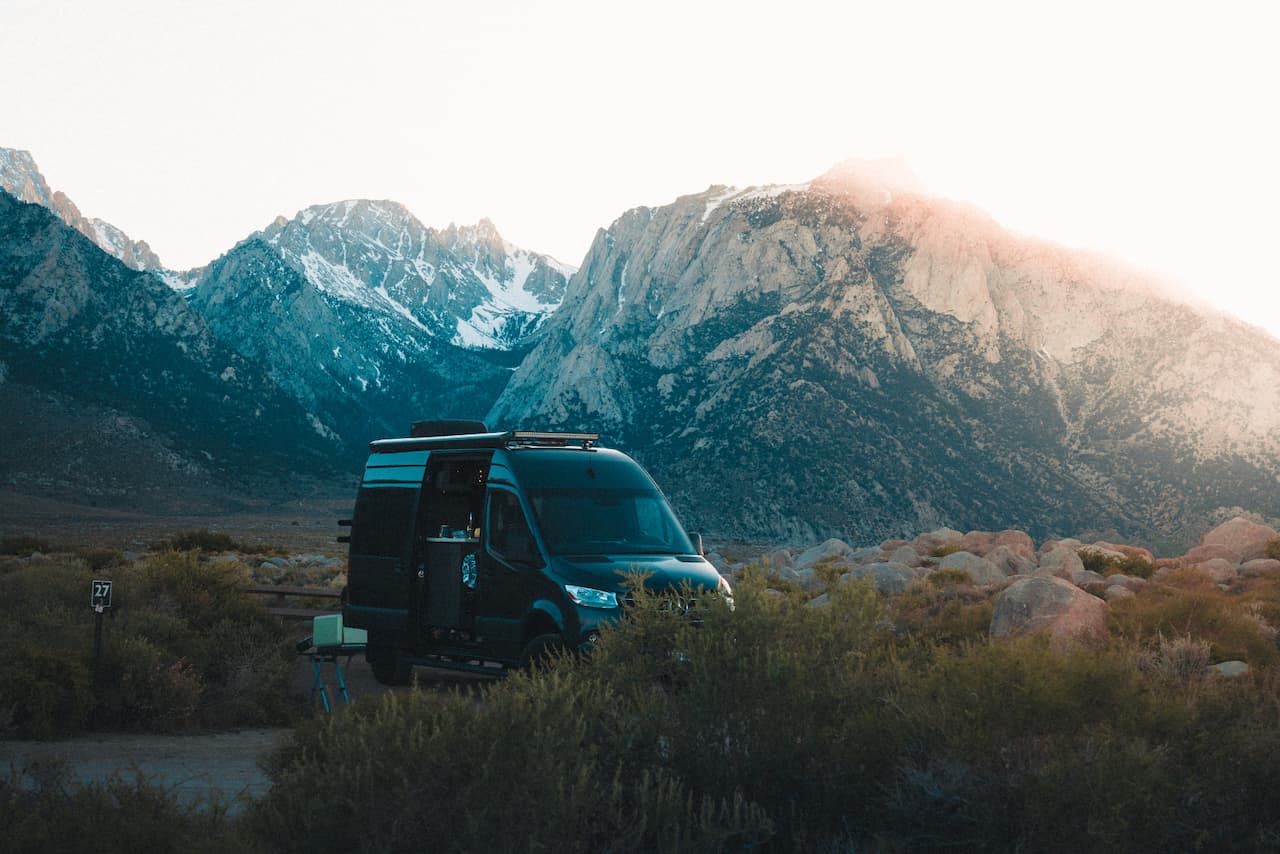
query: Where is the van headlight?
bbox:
[717,575,735,610]
[565,584,619,609]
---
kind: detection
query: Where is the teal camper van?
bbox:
[341,421,730,684]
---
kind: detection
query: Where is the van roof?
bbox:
[369,430,600,455]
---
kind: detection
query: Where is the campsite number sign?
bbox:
[91,579,113,610]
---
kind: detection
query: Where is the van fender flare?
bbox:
[522,600,567,641]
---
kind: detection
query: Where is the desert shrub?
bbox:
[1109,584,1280,666]
[1135,633,1212,685]
[164,528,238,553]
[0,760,251,853]
[157,529,287,556]
[76,546,126,572]
[927,566,972,586]
[930,542,965,558]
[1079,548,1119,575]
[252,567,1280,852]
[891,578,992,647]
[0,534,53,556]
[1113,554,1155,579]
[193,618,294,727]
[0,552,292,737]
[252,672,772,853]
[1266,537,1280,561]
[2,635,95,739]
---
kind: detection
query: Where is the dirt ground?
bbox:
[0,491,355,554]
[1,651,495,815]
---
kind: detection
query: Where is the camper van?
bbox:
[341,421,730,684]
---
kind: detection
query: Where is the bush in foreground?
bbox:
[253,570,1280,852]
[0,551,295,738]
[0,760,252,853]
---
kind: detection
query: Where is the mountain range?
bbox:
[3,148,1278,549]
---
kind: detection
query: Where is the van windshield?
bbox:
[527,487,695,556]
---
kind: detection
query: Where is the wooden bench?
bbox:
[242,584,342,620]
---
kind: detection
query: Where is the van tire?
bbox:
[519,633,565,670]
[368,645,412,686]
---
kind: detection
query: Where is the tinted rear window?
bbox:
[351,486,417,558]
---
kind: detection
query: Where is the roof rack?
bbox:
[506,431,599,449]
[370,429,600,454]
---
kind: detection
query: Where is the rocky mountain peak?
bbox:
[814,156,925,201]
[491,161,1280,545]
[0,148,52,206]
[0,147,162,271]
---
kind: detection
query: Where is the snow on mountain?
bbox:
[186,200,572,453]
[254,200,571,350]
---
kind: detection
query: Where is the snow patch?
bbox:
[734,183,811,203]
[158,270,198,291]
[307,413,340,442]
[701,186,743,223]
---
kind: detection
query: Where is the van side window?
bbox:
[486,490,541,568]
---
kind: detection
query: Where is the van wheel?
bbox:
[367,645,411,686]
[519,633,565,670]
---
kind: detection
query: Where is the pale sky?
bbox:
[3,0,1278,336]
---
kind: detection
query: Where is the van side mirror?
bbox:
[689,532,705,556]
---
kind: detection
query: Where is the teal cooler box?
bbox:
[312,614,367,650]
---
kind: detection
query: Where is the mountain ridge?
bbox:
[488,166,1280,547]
[0,148,163,272]
[4,148,1279,550]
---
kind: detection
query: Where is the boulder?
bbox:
[705,551,730,573]
[1040,547,1085,579]
[880,538,911,553]
[841,562,916,596]
[957,531,997,555]
[1104,585,1136,602]
[1201,516,1279,562]
[985,544,1037,576]
[765,548,794,570]
[938,551,1005,585]
[911,527,964,555]
[958,530,1036,561]
[1241,558,1280,577]
[1193,558,1238,585]
[850,546,885,563]
[887,545,922,568]
[1039,537,1082,555]
[990,576,1109,647]
[807,592,830,608]
[1209,660,1249,678]
[1183,543,1241,566]
[1069,569,1108,587]
[794,539,854,569]
[793,568,829,594]
[1104,573,1150,592]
